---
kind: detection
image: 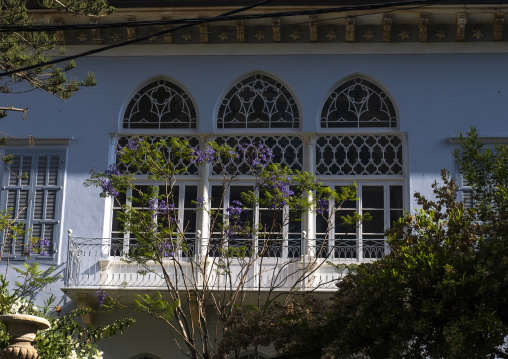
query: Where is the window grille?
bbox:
[213,136,303,175]
[321,77,397,128]
[116,136,199,176]
[123,80,197,129]
[217,74,300,129]
[316,183,403,260]
[111,184,198,258]
[2,153,63,258]
[315,135,403,175]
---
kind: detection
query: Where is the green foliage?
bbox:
[86,137,367,359]
[0,0,115,118]
[0,264,134,359]
[132,292,179,321]
[302,128,508,359]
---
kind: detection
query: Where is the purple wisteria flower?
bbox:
[196,197,205,208]
[28,238,50,256]
[101,179,119,197]
[238,142,274,173]
[148,198,175,218]
[95,290,106,307]
[191,148,216,164]
[115,144,125,156]
[104,164,121,177]
[127,137,140,150]
[226,201,243,217]
[157,241,174,258]
[316,198,329,215]
[100,165,121,197]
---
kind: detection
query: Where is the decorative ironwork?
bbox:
[65,237,372,289]
[123,80,197,129]
[315,135,403,175]
[117,136,199,175]
[321,77,397,128]
[217,74,300,129]
[213,136,303,175]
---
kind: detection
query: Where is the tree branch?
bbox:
[0,106,28,119]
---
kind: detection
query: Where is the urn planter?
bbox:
[0,314,50,359]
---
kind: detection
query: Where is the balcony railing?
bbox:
[65,235,387,291]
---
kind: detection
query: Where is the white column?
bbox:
[197,134,212,258]
[302,133,317,255]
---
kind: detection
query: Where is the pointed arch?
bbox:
[217,72,300,129]
[320,74,398,129]
[123,77,197,130]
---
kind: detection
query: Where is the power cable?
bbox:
[0,0,432,33]
[0,0,276,78]
[0,4,432,46]
[0,0,434,78]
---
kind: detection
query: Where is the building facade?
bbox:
[2,1,508,358]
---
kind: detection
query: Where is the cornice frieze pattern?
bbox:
[39,8,508,45]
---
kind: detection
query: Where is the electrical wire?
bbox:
[0,0,433,33]
[0,3,432,46]
[0,0,437,78]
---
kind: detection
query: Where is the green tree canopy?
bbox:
[222,128,508,359]
[0,0,114,118]
[323,128,508,359]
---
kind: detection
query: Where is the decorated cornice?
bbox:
[29,4,508,45]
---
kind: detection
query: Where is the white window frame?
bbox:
[316,180,405,263]
[110,178,200,260]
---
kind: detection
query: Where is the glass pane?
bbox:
[183,210,196,232]
[211,185,225,208]
[335,210,356,234]
[184,186,198,207]
[259,210,283,233]
[362,210,384,233]
[112,209,123,232]
[390,186,403,209]
[390,210,404,227]
[335,186,357,209]
[362,186,384,208]
[230,186,251,206]
[316,214,329,234]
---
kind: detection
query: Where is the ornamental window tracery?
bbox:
[116,136,199,175]
[321,77,397,128]
[213,136,303,175]
[315,135,403,176]
[123,79,197,129]
[217,74,300,129]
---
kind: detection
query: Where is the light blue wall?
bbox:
[1,50,507,358]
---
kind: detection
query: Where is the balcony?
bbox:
[64,236,387,292]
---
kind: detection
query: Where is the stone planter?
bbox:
[0,314,50,359]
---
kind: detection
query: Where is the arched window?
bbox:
[321,77,397,128]
[123,79,197,129]
[218,74,299,129]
